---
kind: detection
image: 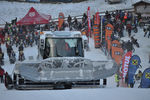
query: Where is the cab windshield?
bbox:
[43,38,84,59]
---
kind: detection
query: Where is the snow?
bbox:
[85,37,108,61]
[132,0,150,4]
[0,0,150,100]
[0,0,133,25]
[0,87,149,100]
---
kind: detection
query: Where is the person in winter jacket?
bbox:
[123,12,128,25]
[135,70,142,80]
[125,72,128,86]
[82,13,87,23]
[121,40,126,51]
[147,26,150,38]
[131,36,140,48]
[9,50,16,64]
[149,53,150,63]
[115,73,120,87]
[137,13,142,23]
[0,66,4,83]
[7,44,13,57]
[143,26,148,37]
[67,15,72,27]
[4,72,13,89]
[126,23,132,37]
[18,44,25,61]
[0,49,4,65]
[18,44,24,52]
[126,40,134,52]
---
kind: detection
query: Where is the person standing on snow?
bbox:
[147,26,150,38]
[67,15,72,28]
[126,22,132,37]
[115,73,120,87]
[7,44,13,58]
[125,72,129,87]
[0,49,4,65]
[0,66,4,83]
[131,36,140,48]
[4,72,13,89]
[149,53,150,63]
[135,70,142,80]
[126,40,134,52]
[18,44,25,61]
[82,13,87,24]
[143,26,148,37]
[18,44,24,52]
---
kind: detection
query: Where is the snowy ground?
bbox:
[0,0,133,25]
[0,0,150,100]
[0,87,149,100]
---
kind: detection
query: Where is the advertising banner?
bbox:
[140,68,150,88]
[87,6,91,37]
[128,55,141,84]
[122,51,132,80]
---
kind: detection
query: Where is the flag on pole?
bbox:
[128,55,141,85]
[140,68,150,88]
[122,51,132,80]
[96,12,100,25]
[87,6,91,37]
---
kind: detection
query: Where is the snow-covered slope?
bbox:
[0,0,133,25]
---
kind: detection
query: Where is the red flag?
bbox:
[87,6,91,37]
[122,51,132,80]
[96,12,100,25]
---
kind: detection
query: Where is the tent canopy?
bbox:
[17,7,51,25]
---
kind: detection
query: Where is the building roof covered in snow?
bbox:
[132,0,150,6]
[132,0,150,14]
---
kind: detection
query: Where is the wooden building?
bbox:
[132,0,150,14]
